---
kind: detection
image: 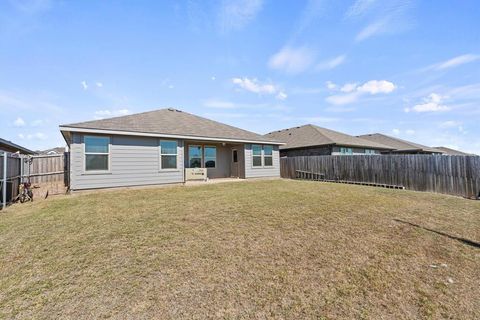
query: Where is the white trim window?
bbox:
[365,149,376,155]
[160,140,178,169]
[263,145,273,166]
[84,136,110,171]
[204,146,216,168]
[252,144,262,167]
[340,147,353,155]
[189,145,202,168]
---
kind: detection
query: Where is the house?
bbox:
[37,147,67,155]
[433,146,475,156]
[59,108,282,190]
[358,133,444,155]
[0,138,35,154]
[264,124,393,157]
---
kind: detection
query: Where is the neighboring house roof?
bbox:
[358,133,443,154]
[37,147,66,155]
[264,124,393,150]
[60,108,282,144]
[433,146,475,156]
[0,138,35,154]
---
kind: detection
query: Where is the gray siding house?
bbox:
[358,133,444,155]
[264,124,392,157]
[60,108,282,190]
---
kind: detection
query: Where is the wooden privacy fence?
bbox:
[1,152,69,209]
[281,155,480,198]
[24,153,69,198]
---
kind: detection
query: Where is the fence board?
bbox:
[281,155,480,198]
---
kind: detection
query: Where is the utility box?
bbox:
[185,168,207,181]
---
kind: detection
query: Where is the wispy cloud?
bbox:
[294,0,327,35]
[355,19,387,42]
[405,93,450,113]
[345,0,377,18]
[357,80,396,94]
[325,80,396,105]
[218,0,263,33]
[268,46,315,74]
[316,54,346,71]
[427,54,480,71]
[81,81,88,90]
[231,77,287,100]
[18,132,47,140]
[232,77,275,94]
[14,117,26,127]
[352,0,415,42]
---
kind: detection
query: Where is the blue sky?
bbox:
[1,0,479,153]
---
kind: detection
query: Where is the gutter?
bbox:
[59,126,285,145]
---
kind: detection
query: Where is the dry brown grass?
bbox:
[0,179,479,319]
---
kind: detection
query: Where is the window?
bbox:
[365,149,376,155]
[252,144,262,167]
[160,140,178,169]
[340,147,353,155]
[204,146,216,168]
[232,149,238,163]
[84,136,109,171]
[264,145,273,166]
[189,145,202,168]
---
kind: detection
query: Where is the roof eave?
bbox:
[59,126,285,145]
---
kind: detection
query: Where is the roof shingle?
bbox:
[264,124,393,150]
[357,133,443,154]
[61,108,280,143]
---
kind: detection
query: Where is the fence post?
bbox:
[2,152,7,210]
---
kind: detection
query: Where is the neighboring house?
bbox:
[264,124,393,157]
[433,146,475,156]
[0,138,35,154]
[358,133,444,155]
[59,108,282,190]
[37,147,67,155]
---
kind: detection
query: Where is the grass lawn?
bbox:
[0,179,479,319]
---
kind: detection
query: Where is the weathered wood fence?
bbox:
[24,153,69,198]
[1,153,69,208]
[281,155,480,198]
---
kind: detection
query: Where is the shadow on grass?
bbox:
[393,219,480,249]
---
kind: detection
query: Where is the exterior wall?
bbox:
[70,133,184,190]
[183,141,232,179]
[280,146,332,157]
[331,146,382,155]
[244,144,280,178]
[280,145,383,157]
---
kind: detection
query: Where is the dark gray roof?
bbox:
[264,124,393,150]
[358,133,443,154]
[61,108,280,144]
[434,146,475,156]
[0,138,35,154]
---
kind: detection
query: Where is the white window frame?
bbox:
[252,144,263,167]
[159,140,179,171]
[204,145,217,169]
[188,145,203,168]
[263,145,273,167]
[83,135,110,173]
[251,144,275,168]
[365,149,376,155]
[340,147,353,155]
